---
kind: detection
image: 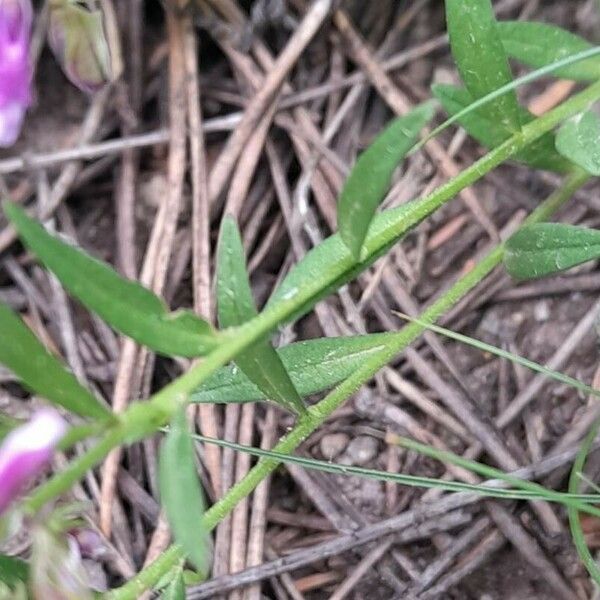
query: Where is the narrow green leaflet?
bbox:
[556,111,600,175]
[505,223,600,279]
[568,422,600,586]
[432,84,570,173]
[432,84,507,149]
[498,21,600,82]
[0,555,28,589]
[5,204,217,357]
[446,0,521,132]
[216,217,306,415]
[268,201,417,319]
[423,46,600,149]
[192,333,392,403]
[0,302,110,420]
[190,434,600,513]
[160,569,185,600]
[159,409,210,574]
[337,101,435,259]
[393,435,600,514]
[196,306,600,405]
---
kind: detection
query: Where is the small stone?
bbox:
[534,300,550,322]
[344,436,379,466]
[319,433,349,459]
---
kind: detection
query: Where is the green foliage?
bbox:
[425,46,600,147]
[568,422,600,586]
[0,555,28,590]
[192,433,600,515]
[8,3,600,597]
[159,409,210,574]
[446,0,521,132]
[160,569,185,600]
[216,216,305,415]
[505,223,600,279]
[5,204,217,358]
[556,111,600,175]
[498,21,600,82]
[192,333,393,403]
[0,301,110,420]
[432,84,570,172]
[268,200,416,319]
[337,101,435,259]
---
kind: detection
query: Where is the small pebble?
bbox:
[534,300,550,322]
[344,436,378,466]
[319,433,349,459]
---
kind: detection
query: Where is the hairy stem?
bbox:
[106,169,590,599]
[28,79,600,557]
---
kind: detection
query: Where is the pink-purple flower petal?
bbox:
[0,0,32,146]
[0,409,67,515]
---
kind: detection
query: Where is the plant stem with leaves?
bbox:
[106,168,590,600]
[24,78,600,523]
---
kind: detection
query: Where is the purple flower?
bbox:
[0,408,67,515]
[0,0,32,146]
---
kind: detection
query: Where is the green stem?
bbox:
[568,420,600,583]
[59,420,113,451]
[106,169,590,599]
[133,78,600,422]
[195,432,600,515]
[18,75,599,597]
[50,80,600,593]
[28,427,126,514]
[393,434,600,516]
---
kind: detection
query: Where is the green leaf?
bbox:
[505,223,600,279]
[432,84,570,172]
[0,301,111,420]
[0,555,28,589]
[556,111,600,175]
[268,201,416,320]
[5,203,217,357]
[159,409,210,574]
[568,421,600,586]
[425,46,600,148]
[160,569,185,600]
[337,101,435,259]
[191,433,600,511]
[446,0,521,132]
[192,333,393,403]
[216,216,306,415]
[498,21,600,82]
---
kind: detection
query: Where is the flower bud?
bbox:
[48,1,113,94]
[69,527,106,560]
[0,409,67,516]
[0,0,32,146]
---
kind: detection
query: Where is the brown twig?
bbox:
[207,0,334,203]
